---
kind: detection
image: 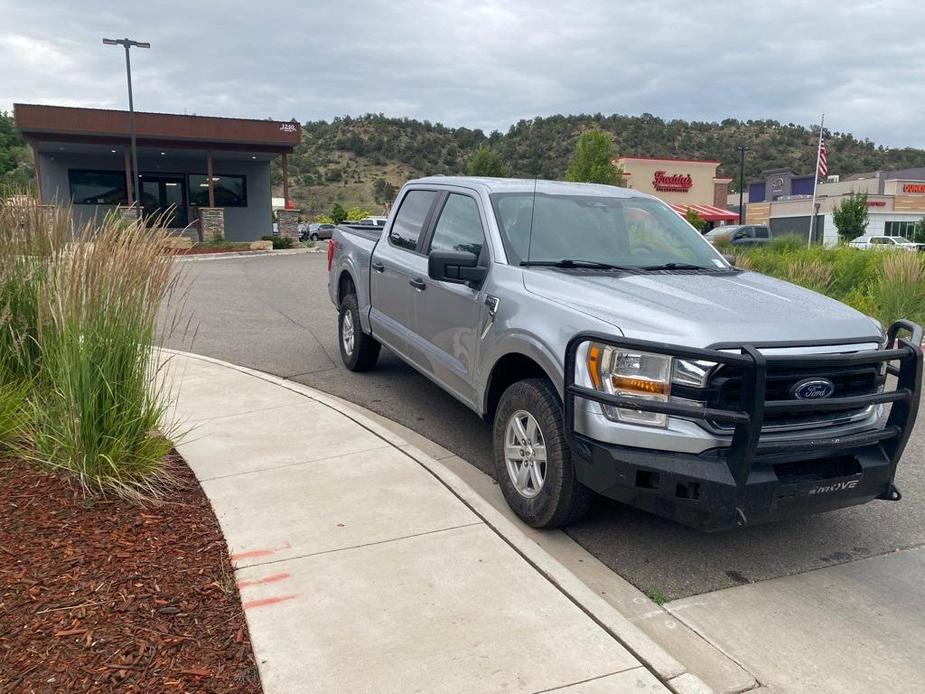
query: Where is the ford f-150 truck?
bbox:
[328,177,922,531]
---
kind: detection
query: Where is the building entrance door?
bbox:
[139,175,188,227]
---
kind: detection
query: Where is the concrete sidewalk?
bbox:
[164,351,706,694]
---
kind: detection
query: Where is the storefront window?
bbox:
[885,221,917,239]
[68,170,128,205]
[188,174,247,207]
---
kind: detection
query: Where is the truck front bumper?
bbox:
[564,321,922,532]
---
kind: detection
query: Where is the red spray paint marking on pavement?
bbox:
[237,573,291,589]
[230,541,292,562]
[243,594,298,611]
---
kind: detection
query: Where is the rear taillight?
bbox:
[327,238,335,271]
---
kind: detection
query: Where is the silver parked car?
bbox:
[328,177,922,531]
[306,223,336,242]
[848,235,922,251]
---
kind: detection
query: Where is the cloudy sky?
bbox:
[2,0,923,147]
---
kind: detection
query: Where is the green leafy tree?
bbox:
[467,146,509,177]
[564,129,624,185]
[372,178,397,205]
[345,206,372,221]
[914,217,925,245]
[331,203,347,224]
[832,192,870,243]
[684,209,706,232]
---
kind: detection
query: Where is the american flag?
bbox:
[817,136,828,181]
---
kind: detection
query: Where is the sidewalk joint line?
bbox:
[234,522,484,569]
[196,444,393,482]
[530,665,644,693]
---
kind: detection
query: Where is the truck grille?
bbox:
[705,363,884,432]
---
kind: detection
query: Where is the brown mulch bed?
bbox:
[0,454,261,693]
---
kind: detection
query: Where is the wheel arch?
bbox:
[483,350,561,423]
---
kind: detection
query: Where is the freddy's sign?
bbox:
[653,171,693,193]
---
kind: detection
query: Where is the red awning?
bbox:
[670,203,739,222]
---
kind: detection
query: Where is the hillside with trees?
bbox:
[4,110,925,215]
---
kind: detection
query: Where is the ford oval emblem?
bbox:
[791,378,835,400]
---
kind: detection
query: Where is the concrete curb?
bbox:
[173,247,324,262]
[161,348,712,693]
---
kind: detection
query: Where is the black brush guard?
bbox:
[563,321,923,531]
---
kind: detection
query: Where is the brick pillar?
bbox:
[199,207,225,242]
[277,208,300,245]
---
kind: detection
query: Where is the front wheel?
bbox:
[493,378,594,528]
[338,294,380,371]
[310,233,320,241]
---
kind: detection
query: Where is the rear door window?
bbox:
[389,190,438,251]
[754,226,770,239]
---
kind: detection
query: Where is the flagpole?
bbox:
[808,113,824,246]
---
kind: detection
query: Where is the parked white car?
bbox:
[848,235,922,251]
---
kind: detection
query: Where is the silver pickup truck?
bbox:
[328,176,922,531]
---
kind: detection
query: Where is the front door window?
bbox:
[139,175,188,227]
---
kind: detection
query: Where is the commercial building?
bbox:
[743,166,925,245]
[615,156,738,227]
[13,103,301,241]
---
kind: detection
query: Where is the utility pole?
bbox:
[103,37,150,215]
[735,145,749,225]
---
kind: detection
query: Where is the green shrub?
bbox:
[0,379,29,451]
[261,234,293,250]
[873,252,925,326]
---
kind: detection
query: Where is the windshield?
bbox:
[705,226,739,238]
[490,192,728,269]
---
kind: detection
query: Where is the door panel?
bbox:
[414,193,488,406]
[368,189,438,364]
[139,175,187,227]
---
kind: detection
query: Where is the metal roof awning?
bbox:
[670,203,739,222]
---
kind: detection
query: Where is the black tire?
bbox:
[310,233,320,241]
[338,294,381,371]
[493,378,594,528]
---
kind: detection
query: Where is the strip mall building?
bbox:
[741,166,925,245]
[615,156,738,228]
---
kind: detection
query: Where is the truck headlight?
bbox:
[587,344,671,427]
[584,344,717,427]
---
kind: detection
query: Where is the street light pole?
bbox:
[103,37,150,216]
[735,145,749,225]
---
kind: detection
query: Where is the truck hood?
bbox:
[522,268,881,347]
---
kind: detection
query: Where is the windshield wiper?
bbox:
[520,259,640,271]
[641,262,715,271]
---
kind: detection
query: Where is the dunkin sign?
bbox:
[653,171,693,193]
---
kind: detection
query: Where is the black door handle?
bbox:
[409,277,426,290]
[371,261,385,273]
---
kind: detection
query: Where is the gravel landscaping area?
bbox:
[0,453,260,693]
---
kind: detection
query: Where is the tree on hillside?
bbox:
[564,130,624,185]
[372,178,397,205]
[467,146,509,177]
[331,203,347,224]
[832,192,870,243]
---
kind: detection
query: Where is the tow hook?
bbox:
[879,484,902,502]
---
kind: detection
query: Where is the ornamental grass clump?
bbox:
[873,252,925,327]
[1,193,185,500]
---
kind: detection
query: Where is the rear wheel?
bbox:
[493,378,594,528]
[310,233,320,241]
[338,294,380,371]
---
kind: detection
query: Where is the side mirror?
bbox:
[428,250,486,286]
[722,253,736,267]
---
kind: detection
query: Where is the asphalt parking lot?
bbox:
[166,253,925,599]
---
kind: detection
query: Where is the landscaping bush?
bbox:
[261,234,293,249]
[730,240,925,327]
[0,378,28,451]
[0,195,183,500]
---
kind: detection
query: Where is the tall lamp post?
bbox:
[103,37,150,215]
[735,145,749,225]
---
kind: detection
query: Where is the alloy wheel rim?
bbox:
[342,310,355,356]
[504,409,547,499]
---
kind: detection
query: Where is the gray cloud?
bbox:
[1,0,923,147]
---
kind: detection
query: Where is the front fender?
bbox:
[478,331,565,415]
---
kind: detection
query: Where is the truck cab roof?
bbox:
[410,176,649,200]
